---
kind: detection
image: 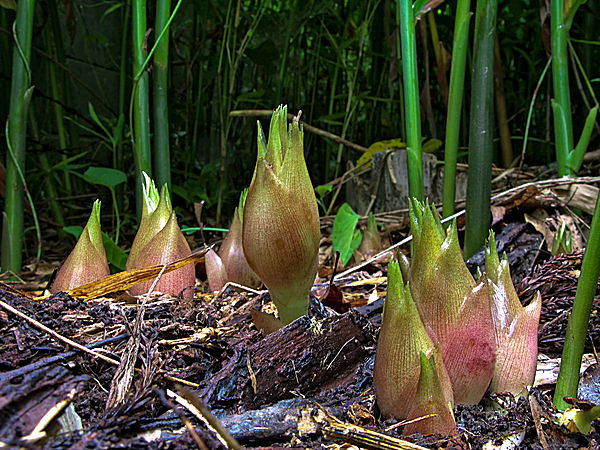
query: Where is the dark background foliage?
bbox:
[0,0,598,245]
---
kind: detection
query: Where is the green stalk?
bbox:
[494,37,513,168]
[442,0,471,218]
[463,0,497,259]
[117,0,131,172]
[554,192,600,410]
[551,0,574,176]
[28,105,65,228]
[153,0,172,190]
[397,0,423,201]
[47,0,73,194]
[1,0,35,275]
[131,0,152,216]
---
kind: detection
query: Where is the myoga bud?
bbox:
[51,200,110,292]
[408,199,496,405]
[218,189,260,288]
[127,174,195,298]
[486,232,541,397]
[374,259,453,420]
[243,106,320,324]
[403,346,458,437]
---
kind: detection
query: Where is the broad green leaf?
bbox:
[63,226,83,240]
[83,167,127,189]
[101,232,128,271]
[565,0,588,31]
[316,184,333,198]
[332,203,363,265]
[423,138,443,153]
[357,139,407,170]
[413,0,428,18]
[0,0,17,9]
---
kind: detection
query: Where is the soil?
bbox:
[2,188,600,449]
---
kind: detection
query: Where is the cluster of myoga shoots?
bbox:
[51,173,195,298]
[374,200,541,436]
[51,106,320,326]
[50,110,541,439]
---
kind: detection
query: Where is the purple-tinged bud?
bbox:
[408,199,496,405]
[204,248,228,292]
[127,175,195,298]
[374,259,453,419]
[354,212,383,262]
[51,200,110,292]
[486,232,541,396]
[218,189,260,288]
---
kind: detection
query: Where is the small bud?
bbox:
[374,259,453,419]
[204,248,228,292]
[218,189,260,288]
[403,347,459,437]
[51,200,110,292]
[127,173,171,269]
[354,212,383,262]
[243,106,320,324]
[486,232,541,396]
[127,176,195,298]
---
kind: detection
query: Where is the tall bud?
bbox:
[486,232,541,396]
[374,259,453,419]
[408,199,496,405]
[51,200,110,292]
[243,106,320,324]
[218,189,260,288]
[127,174,195,298]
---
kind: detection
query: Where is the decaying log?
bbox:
[0,364,89,442]
[201,310,376,409]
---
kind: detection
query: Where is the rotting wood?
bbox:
[201,310,376,409]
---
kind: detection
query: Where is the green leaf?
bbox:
[101,232,128,271]
[564,0,588,31]
[316,184,333,198]
[357,139,407,170]
[63,226,83,240]
[568,105,598,174]
[88,102,112,141]
[0,0,17,10]
[332,203,363,265]
[413,0,428,18]
[83,167,127,190]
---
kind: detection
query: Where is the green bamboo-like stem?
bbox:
[554,192,600,410]
[494,36,513,168]
[153,0,172,190]
[117,0,131,172]
[442,0,471,219]
[47,0,74,194]
[551,0,574,176]
[28,105,65,228]
[397,0,423,201]
[463,0,497,259]
[1,0,35,274]
[132,0,152,217]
